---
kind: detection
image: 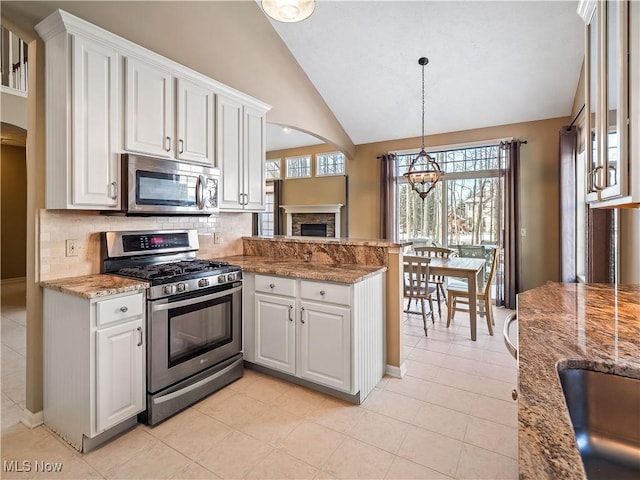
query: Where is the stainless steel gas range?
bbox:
[101,229,243,425]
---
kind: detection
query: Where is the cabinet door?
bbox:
[177,78,215,165]
[125,57,174,157]
[217,95,244,210]
[243,105,266,211]
[254,293,295,375]
[96,319,145,432]
[299,301,351,392]
[71,35,120,207]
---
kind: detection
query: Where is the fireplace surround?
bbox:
[281,204,343,238]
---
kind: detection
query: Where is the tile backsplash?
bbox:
[39,210,252,281]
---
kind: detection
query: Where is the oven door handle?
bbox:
[150,285,242,312]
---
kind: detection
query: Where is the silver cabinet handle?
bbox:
[319,290,326,296]
[503,313,518,360]
[512,389,518,401]
[300,306,305,324]
[165,136,172,152]
[591,165,604,191]
[178,139,184,154]
[120,306,128,313]
[111,182,118,200]
[269,283,275,289]
[288,305,293,322]
[137,326,143,347]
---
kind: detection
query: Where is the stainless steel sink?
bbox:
[557,367,640,479]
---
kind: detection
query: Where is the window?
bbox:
[258,185,275,236]
[316,152,345,176]
[265,159,281,180]
[286,155,312,178]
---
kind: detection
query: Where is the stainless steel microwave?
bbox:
[122,154,219,215]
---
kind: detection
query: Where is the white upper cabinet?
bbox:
[36,9,270,211]
[177,78,215,164]
[125,58,174,158]
[580,0,639,207]
[36,14,121,210]
[217,95,267,211]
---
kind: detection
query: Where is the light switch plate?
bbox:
[520,228,527,237]
[213,233,221,244]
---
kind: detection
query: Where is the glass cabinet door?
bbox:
[585,4,600,201]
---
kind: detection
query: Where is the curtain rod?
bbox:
[568,103,586,129]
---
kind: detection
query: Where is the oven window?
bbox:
[168,295,232,367]
[137,170,196,206]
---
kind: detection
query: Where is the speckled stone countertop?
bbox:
[517,282,640,480]
[41,274,149,299]
[244,235,407,248]
[214,255,386,284]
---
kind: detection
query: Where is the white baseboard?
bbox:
[21,409,44,429]
[385,362,406,378]
[1,277,26,285]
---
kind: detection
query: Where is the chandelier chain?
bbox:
[421,61,425,150]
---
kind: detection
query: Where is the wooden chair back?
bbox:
[403,257,431,299]
[485,247,500,292]
[414,246,456,259]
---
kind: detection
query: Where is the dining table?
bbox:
[404,254,486,341]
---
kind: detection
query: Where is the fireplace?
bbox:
[281,204,344,238]
[300,223,328,237]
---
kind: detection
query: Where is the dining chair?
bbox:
[413,246,457,318]
[403,256,435,336]
[457,244,488,280]
[446,247,500,335]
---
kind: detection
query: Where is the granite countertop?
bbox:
[41,274,149,299]
[214,255,387,284]
[244,235,409,248]
[517,282,640,479]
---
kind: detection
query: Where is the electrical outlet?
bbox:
[213,233,221,244]
[66,239,78,257]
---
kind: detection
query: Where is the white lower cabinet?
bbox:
[244,272,384,402]
[43,289,145,452]
[299,301,351,392]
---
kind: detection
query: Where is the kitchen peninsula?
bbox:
[216,235,406,389]
[517,283,640,479]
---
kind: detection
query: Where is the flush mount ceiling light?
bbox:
[404,57,443,201]
[262,0,315,23]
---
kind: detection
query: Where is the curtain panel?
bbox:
[500,140,523,310]
[379,154,397,240]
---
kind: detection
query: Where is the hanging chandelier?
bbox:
[404,57,443,201]
[262,0,315,23]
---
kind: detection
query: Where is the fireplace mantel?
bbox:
[281,204,344,238]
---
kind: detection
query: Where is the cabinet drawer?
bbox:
[300,280,350,305]
[96,293,144,326]
[254,275,296,297]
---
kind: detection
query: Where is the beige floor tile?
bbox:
[464,417,518,459]
[237,375,295,403]
[323,437,394,479]
[404,360,440,382]
[279,420,346,468]
[193,390,268,429]
[103,441,192,479]
[226,367,262,392]
[456,444,518,479]
[414,403,469,440]
[407,348,446,367]
[424,383,476,414]
[445,343,485,361]
[438,355,478,376]
[397,426,463,478]
[474,362,517,384]
[469,394,518,428]
[152,409,233,458]
[2,399,24,432]
[169,462,220,479]
[245,448,318,479]
[2,371,26,407]
[403,334,423,348]
[348,410,410,454]
[2,345,26,376]
[415,337,451,354]
[361,389,424,424]
[384,456,452,479]
[2,426,77,464]
[193,430,272,479]
[384,375,432,402]
[33,456,102,479]
[482,350,517,368]
[271,384,327,417]
[240,403,303,446]
[306,396,365,433]
[83,426,159,473]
